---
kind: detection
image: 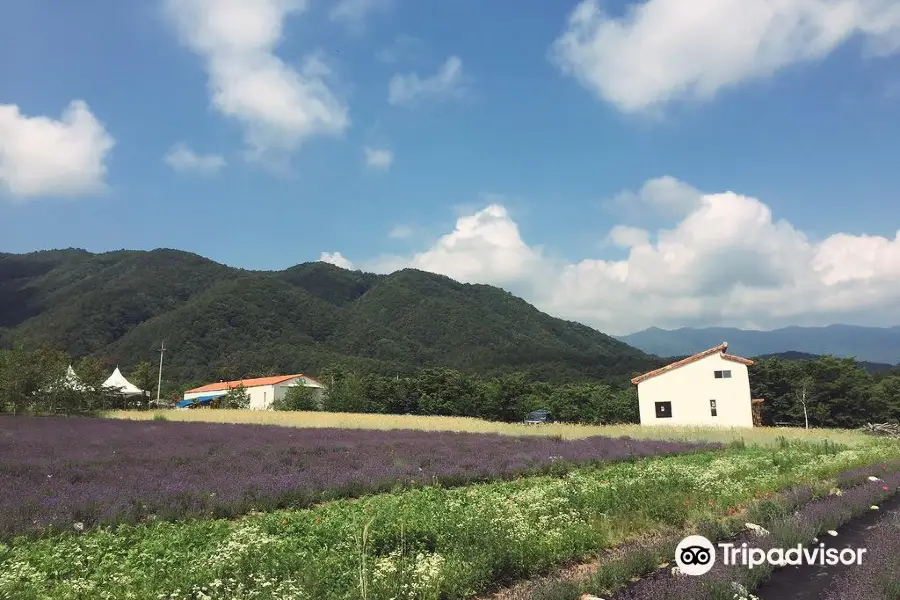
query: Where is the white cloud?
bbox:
[327,178,900,334]
[164,142,226,174]
[0,100,114,200]
[551,0,900,113]
[363,146,393,170]
[164,0,349,159]
[319,251,354,269]
[388,225,413,239]
[330,0,390,26]
[388,56,465,107]
[609,175,702,217]
[607,225,650,248]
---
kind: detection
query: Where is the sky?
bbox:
[1,0,900,336]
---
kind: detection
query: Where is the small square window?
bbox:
[710,399,717,417]
[655,401,672,419]
[722,370,732,378]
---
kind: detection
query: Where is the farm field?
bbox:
[0,416,713,538]
[1,414,900,600]
[107,408,875,447]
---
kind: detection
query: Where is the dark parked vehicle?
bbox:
[524,409,554,425]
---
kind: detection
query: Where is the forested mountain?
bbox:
[0,249,660,388]
[755,351,895,374]
[618,325,900,364]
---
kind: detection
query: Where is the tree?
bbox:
[214,384,250,409]
[0,345,67,414]
[130,360,157,408]
[794,375,814,429]
[272,384,318,411]
[322,368,366,413]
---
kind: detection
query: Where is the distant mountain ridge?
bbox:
[618,325,900,364]
[0,248,660,387]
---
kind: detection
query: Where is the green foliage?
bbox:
[0,344,65,414]
[131,360,155,403]
[751,354,900,428]
[272,385,319,411]
[2,442,898,600]
[213,384,251,410]
[0,345,127,415]
[0,249,660,387]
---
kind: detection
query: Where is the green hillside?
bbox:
[0,249,660,387]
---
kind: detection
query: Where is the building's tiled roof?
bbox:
[185,374,322,394]
[630,342,754,384]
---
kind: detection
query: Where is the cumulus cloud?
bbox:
[609,175,702,217]
[551,0,900,113]
[363,146,393,170]
[319,251,354,269]
[327,178,900,334]
[0,100,114,200]
[164,142,226,174]
[607,225,650,248]
[388,56,465,107]
[164,0,348,159]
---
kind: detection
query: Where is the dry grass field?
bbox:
[106,408,872,446]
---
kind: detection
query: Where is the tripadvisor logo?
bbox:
[675,535,867,576]
[675,535,717,575]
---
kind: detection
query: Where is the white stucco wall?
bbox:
[636,353,753,428]
[246,384,276,410]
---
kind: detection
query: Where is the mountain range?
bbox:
[618,325,900,365]
[0,249,659,388]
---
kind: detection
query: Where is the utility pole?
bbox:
[156,341,166,406]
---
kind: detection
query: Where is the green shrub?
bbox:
[272,385,318,411]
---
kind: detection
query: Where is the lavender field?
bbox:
[0,415,716,538]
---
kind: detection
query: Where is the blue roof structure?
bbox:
[176,394,221,408]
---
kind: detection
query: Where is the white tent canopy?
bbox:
[64,365,86,391]
[102,367,145,397]
[43,364,86,394]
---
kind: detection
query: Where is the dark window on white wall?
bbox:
[714,370,732,379]
[710,399,717,417]
[655,401,672,419]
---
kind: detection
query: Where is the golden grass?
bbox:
[105,409,872,447]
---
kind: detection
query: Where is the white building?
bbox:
[631,342,756,428]
[181,374,325,410]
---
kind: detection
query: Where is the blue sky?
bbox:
[2,0,899,334]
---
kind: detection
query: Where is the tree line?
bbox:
[2,344,899,428]
[0,345,160,415]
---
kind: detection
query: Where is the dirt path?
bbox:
[754,492,900,600]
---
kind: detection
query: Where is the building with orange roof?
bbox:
[180,374,324,410]
[630,342,755,428]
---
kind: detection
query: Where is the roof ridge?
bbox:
[630,342,750,384]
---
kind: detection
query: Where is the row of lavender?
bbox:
[519,461,900,600]
[823,510,900,600]
[0,416,717,539]
[608,465,900,600]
